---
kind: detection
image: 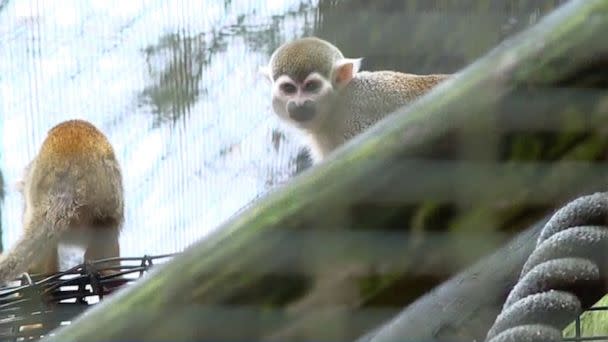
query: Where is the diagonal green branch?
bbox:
[42,0,608,341]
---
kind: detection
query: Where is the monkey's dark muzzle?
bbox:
[288,101,316,122]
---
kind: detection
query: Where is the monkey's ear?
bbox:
[14,163,31,193]
[258,65,272,83]
[14,179,24,193]
[332,58,363,88]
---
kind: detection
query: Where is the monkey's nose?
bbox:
[288,100,316,122]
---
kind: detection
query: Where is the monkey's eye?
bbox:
[304,80,321,92]
[280,83,297,94]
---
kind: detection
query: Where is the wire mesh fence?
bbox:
[0,1,606,341]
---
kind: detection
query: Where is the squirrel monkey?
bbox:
[1,119,124,283]
[260,36,450,162]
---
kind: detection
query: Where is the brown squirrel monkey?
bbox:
[260,36,451,162]
[2,119,124,283]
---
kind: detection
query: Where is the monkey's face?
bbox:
[270,73,335,130]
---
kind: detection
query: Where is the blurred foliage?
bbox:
[138,1,319,128]
[137,4,317,184]
[315,0,568,73]
[139,31,225,127]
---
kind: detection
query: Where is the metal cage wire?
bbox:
[0,254,174,341]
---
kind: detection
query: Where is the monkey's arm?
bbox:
[0,192,77,283]
[14,161,33,194]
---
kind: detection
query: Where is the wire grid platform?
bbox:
[0,253,605,342]
[564,306,608,342]
[0,254,174,341]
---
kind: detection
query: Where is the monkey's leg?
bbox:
[84,228,120,278]
[26,243,59,312]
[28,242,59,276]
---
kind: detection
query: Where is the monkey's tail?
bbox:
[0,194,78,283]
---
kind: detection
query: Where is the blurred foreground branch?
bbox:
[43,0,608,341]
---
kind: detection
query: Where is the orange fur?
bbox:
[1,119,124,281]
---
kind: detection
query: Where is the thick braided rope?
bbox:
[485,192,608,342]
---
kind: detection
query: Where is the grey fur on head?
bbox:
[269,37,343,82]
[485,192,608,342]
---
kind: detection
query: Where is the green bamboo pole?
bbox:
[42,0,608,341]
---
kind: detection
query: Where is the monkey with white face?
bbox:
[260,36,451,162]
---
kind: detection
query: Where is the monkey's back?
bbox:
[24,120,124,229]
[338,71,450,140]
